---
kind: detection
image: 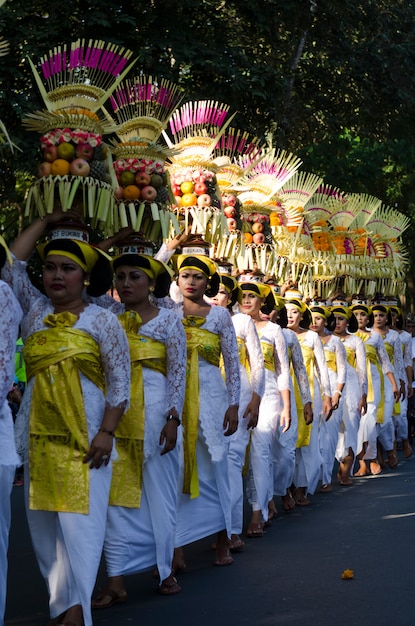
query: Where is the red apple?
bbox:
[38,161,52,177]
[197,193,211,207]
[43,146,58,162]
[224,206,236,218]
[194,182,207,195]
[76,142,94,160]
[140,185,157,201]
[172,184,182,196]
[70,158,90,177]
[253,232,265,244]
[114,186,124,200]
[225,194,236,207]
[135,172,151,187]
[252,222,264,233]
[227,217,237,231]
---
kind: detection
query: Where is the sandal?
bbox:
[91,588,128,610]
[213,549,234,566]
[246,522,264,538]
[158,576,181,595]
[387,453,399,469]
[229,534,245,552]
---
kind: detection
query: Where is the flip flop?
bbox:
[91,589,128,610]
[158,577,181,595]
[246,522,264,538]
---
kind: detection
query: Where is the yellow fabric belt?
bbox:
[384,341,400,415]
[110,310,166,508]
[24,311,104,514]
[325,349,337,373]
[182,316,220,498]
[295,340,314,448]
[345,345,356,368]
[259,339,274,372]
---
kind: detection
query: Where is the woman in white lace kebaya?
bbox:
[2,216,130,626]
[389,304,413,458]
[352,302,398,476]
[0,238,23,626]
[310,306,347,492]
[277,324,312,509]
[89,240,187,604]
[239,282,291,536]
[332,305,367,484]
[208,273,265,551]
[370,303,404,468]
[285,297,331,505]
[156,247,240,568]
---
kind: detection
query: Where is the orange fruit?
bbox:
[50,159,71,176]
[244,232,253,244]
[181,192,197,207]
[123,185,141,201]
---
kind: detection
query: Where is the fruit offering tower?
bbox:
[231,148,302,275]
[107,75,183,242]
[164,100,236,244]
[23,39,135,233]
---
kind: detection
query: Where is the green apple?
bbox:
[120,170,136,187]
[57,142,75,161]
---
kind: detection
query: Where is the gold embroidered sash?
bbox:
[295,339,314,448]
[24,312,104,514]
[344,345,356,368]
[237,337,248,369]
[259,339,274,372]
[384,341,400,416]
[325,349,337,373]
[110,311,166,508]
[182,316,220,498]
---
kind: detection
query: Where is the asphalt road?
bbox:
[5,451,415,626]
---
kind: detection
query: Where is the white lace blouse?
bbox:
[256,320,290,392]
[3,258,130,409]
[232,312,265,397]
[338,333,368,395]
[0,280,23,467]
[283,328,312,405]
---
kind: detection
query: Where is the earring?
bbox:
[149,286,155,293]
[83,279,90,287]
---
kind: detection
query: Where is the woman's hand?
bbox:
[243,393,261,429]
[322,395,333,421]
[303,401,313,425]
[280,407,291,433]
[159,420,179,455]
[223,405,239,436]
[83,432,113,469]
[359,393,367,415]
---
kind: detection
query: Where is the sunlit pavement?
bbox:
[6,450,415,626]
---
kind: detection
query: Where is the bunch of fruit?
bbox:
[113,157,169,205]
[169,167,221,210]
[38,129,109,182]
[243,212,271,245]
[222,193,242,233]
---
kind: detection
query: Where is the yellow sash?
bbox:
[259,338,275,373]
[325,349,337,373]
[237,337,248,369]
[24,312,104,514]
[356,332,384,423]
[182,316,221,498]
[110,311,166,508]
[295,339,314,448]
[385,340,400,416]
[343,344,356,368]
